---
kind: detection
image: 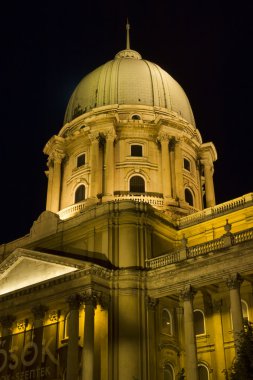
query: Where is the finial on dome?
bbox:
[126,19,130,50]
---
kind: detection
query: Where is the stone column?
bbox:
[170,140,176,199]
[212,300,226,377]
[146,296,158,380]
[104,129,116,197]
[158,133,172,202]
[31,304,48,367]
[50,151,65,213]
[31,304,48,329]
[89,132,100,198]
[227,274,244,350]
[81,291,97,380]
[176,306,184,357]
[66,294,82,380]
[196,160,204,210]
[174,138,184,201]
[180,286,198,380]
[46,158,54,211]
[202,160,215,207]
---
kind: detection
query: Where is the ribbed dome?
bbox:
[64,49,195,126]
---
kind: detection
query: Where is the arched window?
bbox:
[75,184,85,203]
[241,300,249,322]
[164,363,174,380]
[194,309,205,335]
[131,114,141,120]
[129,176,145,193]
[230,300,249,329]
[185,188,194,206]
[162,308,173,336]
[64,312,70,339]
[198,364,209,380]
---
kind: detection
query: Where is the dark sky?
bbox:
[0,0,252,243]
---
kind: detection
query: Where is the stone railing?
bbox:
[114,192,164,207]
[187,238,225,258]
[58,201,87,220]
[58,193,164,220]
[146,250,181,269]
[178,193,253,228]
[233,228,253,244]
[146,227,253,269]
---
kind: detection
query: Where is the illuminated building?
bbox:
[0,23,252,380]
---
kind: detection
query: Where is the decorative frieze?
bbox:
[48,310,61,322]
[16,319,28,331]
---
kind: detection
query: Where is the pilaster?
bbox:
[146,296,159,380]
[174,138,184,201]
[104,128,116,197]
[158,131,172,202]
[89,132,100,198]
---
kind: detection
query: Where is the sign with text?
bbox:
[0,323,60,380]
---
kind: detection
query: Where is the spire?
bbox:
[126,19,130,50]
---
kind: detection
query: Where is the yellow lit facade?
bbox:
[0,32,253,380]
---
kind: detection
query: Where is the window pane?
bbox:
[130,176,145,193]
[242,300,249,321]
[164,365,174,380]
[194,310,205,335]
[77,154,85,167]
[131,145,142,157]
[198,365,209,380]
[75,185,85,203]
[64,312,70,338]
[132,114,141,120]
[184,158,191,171]
[162,309,172,335]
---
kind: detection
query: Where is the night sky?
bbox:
[0,1,252,243]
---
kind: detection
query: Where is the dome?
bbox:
[64,49,195,126]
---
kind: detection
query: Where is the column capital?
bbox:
[31,304,48,320]
[67,293,82,310]
[50,149,65,164]
[157,131,171,142]
[179,285,197,301]
[0,314,16,329]
[88,131,100,143]
[146,296,159,311]
[226,273,244,290]
[81,290,98,308]
[174,136,183,144]
[104,128,116,141]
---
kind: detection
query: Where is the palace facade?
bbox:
[0,26,253,380]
